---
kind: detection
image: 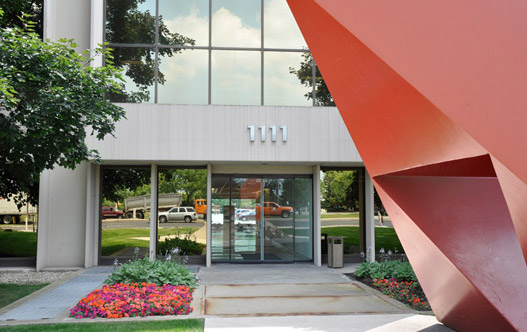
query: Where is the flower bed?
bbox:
[371,278,431,311]
[70,283,193,319]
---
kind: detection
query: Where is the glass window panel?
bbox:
[101,167,151,263]
[294,177,313,260]
[264,52,312,106]
[264,0,307,49]
[159,0,209,46]
[106,0,156,44]
[158,49,208,105]
[211,176,231,261]
[263,178,294,262]
[212,0,261,47]
[211,50,261,105]
[108,47,155,103]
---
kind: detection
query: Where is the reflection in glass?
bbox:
[159,0,209,46]
[158,50,208,104]
[108,47,155,103]
[264,52,312,106]
[294,177,313,260]
[212,0,261,47]
[157,168,206,259]
[230,178,262,262]
[263,178,295,262]
[211,176,231,261]
[106,0,156,44]
[211,51,261,105]
[264,0,307,49]
[101,167,151,263]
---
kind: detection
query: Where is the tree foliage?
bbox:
[290,52,335,106]
[0,0,43,37]
[0,15,125,206]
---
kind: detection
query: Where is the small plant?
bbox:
[372,278,430,311]
[354,260,416,282]
[105,257,198,289]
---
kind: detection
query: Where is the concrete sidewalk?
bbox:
[0,263,454,331]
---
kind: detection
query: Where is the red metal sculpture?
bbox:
[286,1,527,331]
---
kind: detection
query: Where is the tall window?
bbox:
[105,0,334,106]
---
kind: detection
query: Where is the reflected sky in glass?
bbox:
[212,0,261,47]
[264,0,306,49]
[264,52,312,106]
[212,50,260,105]
[157,49,208,105]
[159,0,209,46]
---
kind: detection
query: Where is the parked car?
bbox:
[101,206,124,219]
[158,206,198,223]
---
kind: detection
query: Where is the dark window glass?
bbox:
[106,0,156,44]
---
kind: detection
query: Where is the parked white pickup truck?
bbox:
[0,196,37,224]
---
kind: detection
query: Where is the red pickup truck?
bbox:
[102,206,124,219]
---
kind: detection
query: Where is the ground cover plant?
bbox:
[321,226,403,253]
[157,230,204,257]
[0,318,204,331]
[352,259,431,311]
[0,283,48,309]
[70,283,193,319]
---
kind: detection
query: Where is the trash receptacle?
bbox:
[327,236,344,268]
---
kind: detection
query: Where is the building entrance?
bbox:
[211,175,313,263]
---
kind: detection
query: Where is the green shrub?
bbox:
[354,261,416,281]
[105,258,198,289]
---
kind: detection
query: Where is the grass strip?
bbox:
[0,319,204,332]
[0,283,48,309]
[321,226,403,253]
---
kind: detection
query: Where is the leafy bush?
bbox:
[105,258,197,289]
[157,231,204,256]
[354,261,416,281]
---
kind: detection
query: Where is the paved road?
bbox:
[101,219,205,229]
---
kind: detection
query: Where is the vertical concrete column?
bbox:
[149,164,158,261]
[36,171,51,271]
[84,163,99,268]
[313,165,321,266]
[365,169,375,262]
[90,0,104,67]
[206,163,212,267]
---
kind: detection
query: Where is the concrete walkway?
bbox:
[0,263,454,331]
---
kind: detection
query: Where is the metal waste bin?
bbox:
[327,236,344,268]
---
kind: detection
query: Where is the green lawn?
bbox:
[0,283,48,309]
[101,227,198,256]
[0,319,204,332]
[321,213,359,219]
[0,231,37,257]
[321,226,403,253]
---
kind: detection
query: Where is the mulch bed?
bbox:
[346,273,431,311]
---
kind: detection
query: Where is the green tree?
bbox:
[0,0,43,37]
[321,171,358,211]
[0,12,125,206]
[290,52,335,106]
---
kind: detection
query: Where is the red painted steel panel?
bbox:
[287,0,527,330]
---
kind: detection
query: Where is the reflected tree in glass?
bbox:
[289,52,335,106]
[106,0,196,102]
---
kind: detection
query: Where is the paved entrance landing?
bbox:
[198,264,412,317]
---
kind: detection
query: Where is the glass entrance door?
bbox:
[211,175,313,263]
